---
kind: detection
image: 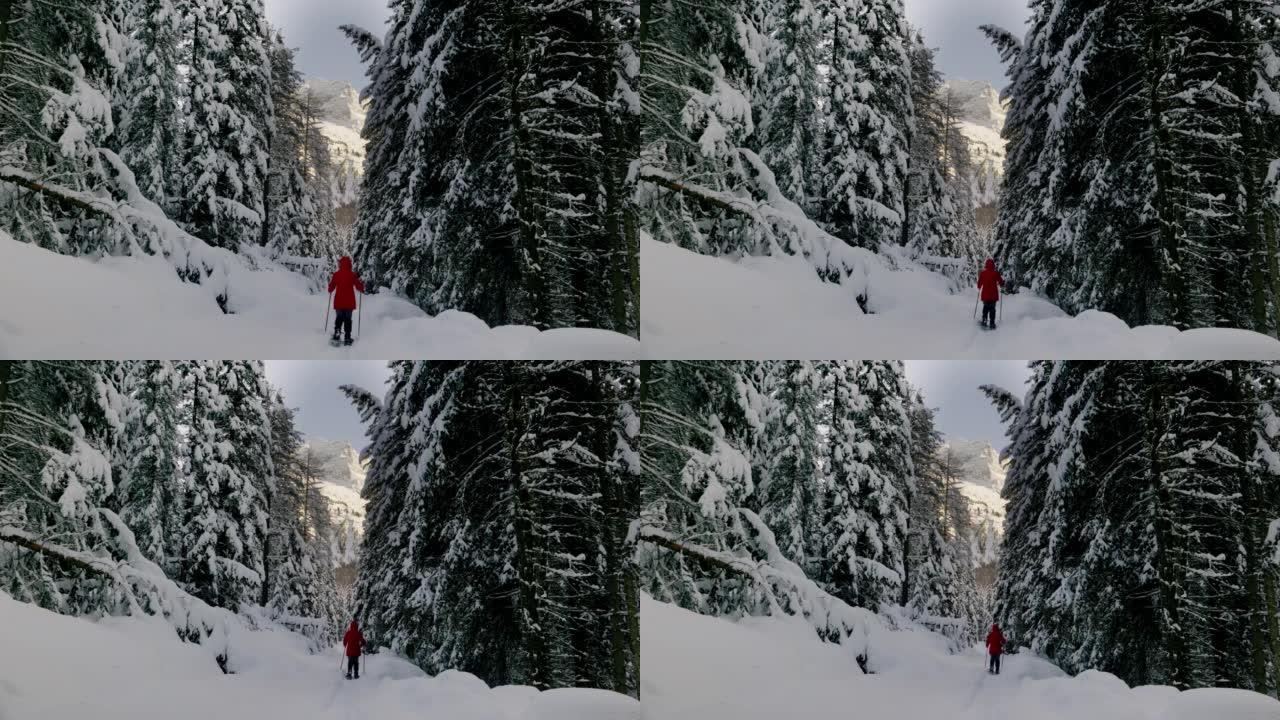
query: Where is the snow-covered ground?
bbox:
[0,235,638,359]
[641,594,1280,720]
[641,237,1280,359]
[0,592,638,720]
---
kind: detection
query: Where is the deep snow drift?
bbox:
[641,237,1280,359]
[0,592,638,720]
[0,235,638,359]
[641,594,1280,720]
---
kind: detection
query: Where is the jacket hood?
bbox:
[339,256,353,271]
[348,620,359,631]
[984,258,996,271]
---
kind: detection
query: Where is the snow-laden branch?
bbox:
[639,508,878,664]
[0,150,240,305]
[0,509,236,666]
[638,150,877,303]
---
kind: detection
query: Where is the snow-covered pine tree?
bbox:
[988,2,1280,332]
[638,360,768,615]
[821,361,911,609]
[175,361,270,610]
[116,361,182,570]
[263,390,338,637]
[346,1,637,333]
[756,0,822,208]
[818,0,911,248]
[637,0,779,256]
[0,361,129,614]
[346,361,638,695]
[115,0,181,213]
[756,361,820,568]
[0,0,128,252]
[987,361,1280,693]
[262,33,339,261]
[177,0,272,250]
[901,390,978,642]
[902,37,981,267]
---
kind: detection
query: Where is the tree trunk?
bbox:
[1145,0,1184,328]
[505,0,544,329]
[1265,567,1280,694]
[0,360,11,440]
[0,0,13,76]
[1145,365,1187,689]
[1232,366,1270,692]
[1267,209,1280,337]
[506,367,546,688]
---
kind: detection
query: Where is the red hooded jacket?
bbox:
[328,256,366,311]
[978,258,1005,303]
[343,621,365,657]
[986,625,1006,655]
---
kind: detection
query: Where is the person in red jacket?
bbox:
[343,617,365,679]
[328,256,366,345]
[986,621,1006,675]
[977,258,1006,330]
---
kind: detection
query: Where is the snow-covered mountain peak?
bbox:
[302,79,366,131]
[940,438,1006,493]
[939,438,1008,568]
[299,438,366,568]
[941,79,1007,211]
[943,79,1006,132]
[300,438,365,493]
[300,78,366,209]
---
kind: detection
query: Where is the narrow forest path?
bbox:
[0,592,638,720]
[642,237,1280,359]
[641,595,1280,720]
[0,234,638,359]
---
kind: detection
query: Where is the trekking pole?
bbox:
[999,293,1004,325]
[973,291,979,321]
[357,292,362,340]
[324,291,332,333]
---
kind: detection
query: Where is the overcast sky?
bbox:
[903,360,1031,452]
[265,0,1032,89]
[264,361,391,451]
[264,0,389,87]
[905,0,1031,88]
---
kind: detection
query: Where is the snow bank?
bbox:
[0,234,638,359]
[641,594,1280,720]
[0,592,638,720]
[641,237,1280,359]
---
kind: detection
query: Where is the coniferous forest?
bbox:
[639,1,986,279]
[636,0,1280,341]
[0,361,341,640]
[0,0,639,336]
[638,361,986,648]
[638,360,1280,699]
[346,361,640,694]
[0,360,639,699]
[988,361,1280,693]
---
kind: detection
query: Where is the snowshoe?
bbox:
[330,336,343,347]
[343,337,354,346]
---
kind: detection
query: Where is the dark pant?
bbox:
[334,309,354,340]
[347,655,359,678]
[982,301,998,327]
[989,652,1001,674]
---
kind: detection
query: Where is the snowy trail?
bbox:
[0,592,638,720]
[641,595,1280,720]
[642,237,1280,359]
[0,235,638,359]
